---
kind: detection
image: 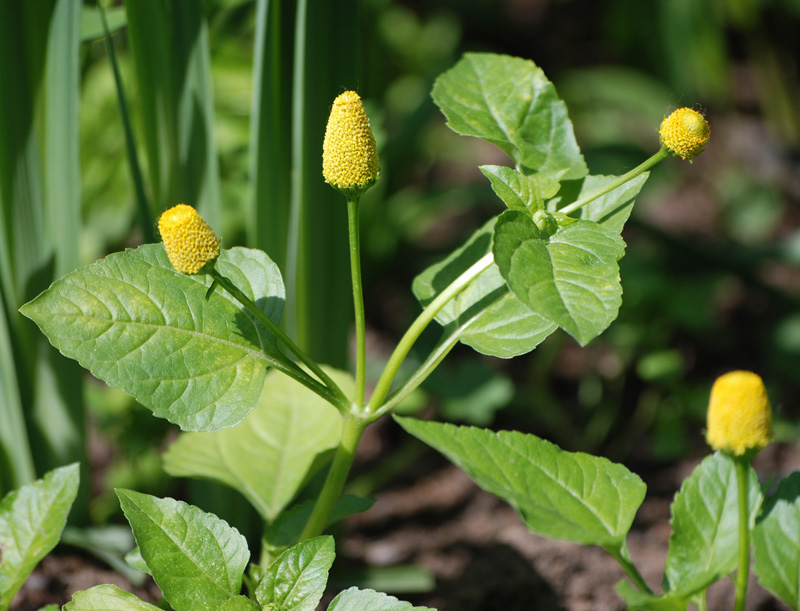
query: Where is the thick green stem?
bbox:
[347,197,367,407]
[300,414,367,540]
[734,457,751,611]
[366,252,495,414]
[559,148,669,216]
[208,268,349,409]
[606,544,653,595]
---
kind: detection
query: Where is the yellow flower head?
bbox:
[659,108,710,160]
[322,91,379,196]
[158,204,220,274]
[706,370,772,456]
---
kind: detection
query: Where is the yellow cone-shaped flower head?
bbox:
[158,204,220,274]
[659,108,710,160]
[706,371,772,456]
[322,91,379,196]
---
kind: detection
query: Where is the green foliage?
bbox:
[21,246,289,432]
[753,472,800,608]
[493,210,626,346]
[163,369,348,521]
[432,53,588,178]
[0,464,79,609]
[64,585,163,611]
[412,218,557,359]
[117,490,249,611]
[663,452,761,595]
[396,417,645,549]
[327,588,436,611]
[255,536,335,610]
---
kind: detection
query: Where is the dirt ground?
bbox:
[11,433,799,611]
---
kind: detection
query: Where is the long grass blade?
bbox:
[124,0,221,229]
[286,0,361,366]
[100,4,155,244]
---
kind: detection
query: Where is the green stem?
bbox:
[347,197,367,407]
[208,268,349,409]
[734,457,751,611]
[300,414,367,540]
[606,544,653,595]
[559,148,669,216]
[366,252,495,414]
[374,286,508,418]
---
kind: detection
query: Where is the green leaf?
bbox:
[396,417,645,548]
[219,596,261,611]
[412,218,556,359]
[64,584,162,611]
[615,582,689,611]
[163,368,348,521]
[549,173,650,234]
[493,210,626,346]
[753,471,800,608]
[116,490,249,611]
[432,53,588,179]
[480,165,566,215]
[664,452,761,595]
[0,463,79,608]
[255,536,335,611]
[21,245,293,432]
[327,587,436,611]
[264,495,375,551]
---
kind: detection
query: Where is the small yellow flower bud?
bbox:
[706,371,772,456]
[659,108,710,160]
[158,204,220,274]
[322,91,379,196]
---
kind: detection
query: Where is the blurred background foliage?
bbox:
[2,0,799,533]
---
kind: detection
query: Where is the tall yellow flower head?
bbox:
[706,371,772,456]
[322,91,379,196]
[659,108,710,160]
[158,204,220,274]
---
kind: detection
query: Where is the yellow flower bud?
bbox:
[322,91,379,196]
[659,108,710,160]
[158,204,220,274]
[706,371,772,456]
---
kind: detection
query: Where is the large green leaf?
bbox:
[397,418,645,548]
[327,587,436,611]
[117,490,249,611]
[663,452,761,596]
[255,536,335,611]
[163,368,348,521]
[20,245,298,432]
[432,53,588,179]
[413,219,557,359]
[753,472,800,608]
[0,464,79,608]
[64,585,162,611]
[549,173,650,235]
[493,210,626,346]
